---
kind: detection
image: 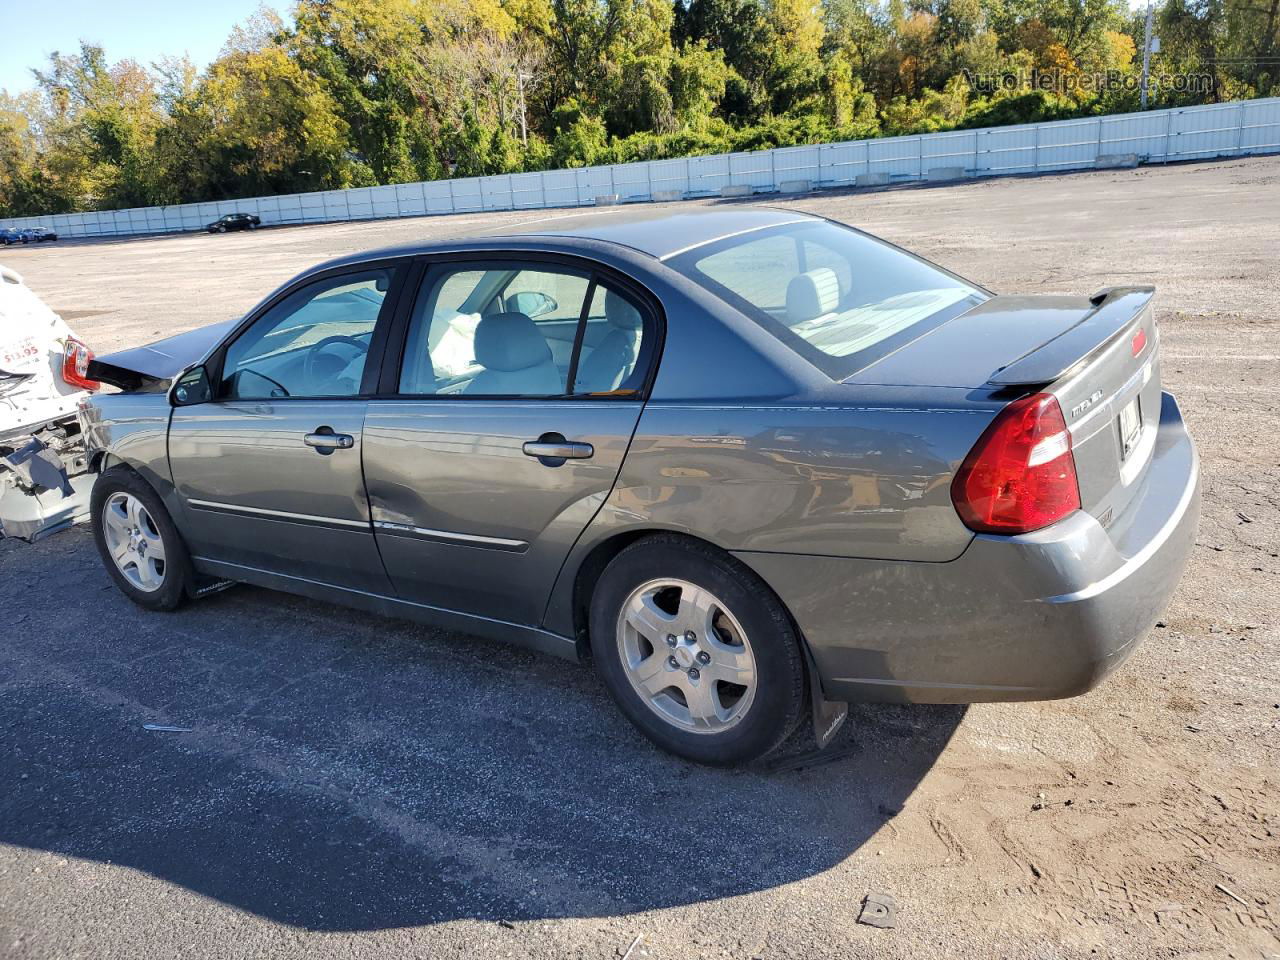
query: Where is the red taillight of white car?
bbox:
[62,337,101,391]
[951,392,1081,534]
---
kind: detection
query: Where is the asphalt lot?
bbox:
[2,157,1278,959]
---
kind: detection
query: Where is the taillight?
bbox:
[1131,327,1147,357]
[951,392,1080,534]
[62,337,100,391]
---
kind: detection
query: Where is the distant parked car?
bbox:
[8,228,53,244]
[0,228,21,245]
[207,213,260,234]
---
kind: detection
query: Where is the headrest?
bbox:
[605,289,643,330]
[473,312,552,372]
[785,268,841,324]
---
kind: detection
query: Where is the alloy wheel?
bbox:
[102,492,167,593]
[616,578,757,734]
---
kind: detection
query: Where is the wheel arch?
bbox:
[87,448,113,474]
[88,446,187,534]
[91,457,166,501]
[89,452,152,489]
[569,528,657,655]
[566,528,827,718]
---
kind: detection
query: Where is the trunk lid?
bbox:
[847,287,1161,528]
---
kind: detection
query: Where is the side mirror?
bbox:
[171,365,213,407]
[507,291,558,319]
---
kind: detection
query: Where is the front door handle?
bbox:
[522,433,594,465]
[304,426,354,455]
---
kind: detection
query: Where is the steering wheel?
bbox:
[303,335,370,388]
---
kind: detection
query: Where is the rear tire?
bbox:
[590,535,806,765]
[91,467,193,612]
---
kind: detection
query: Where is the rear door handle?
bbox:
[304,427,354,454]
[522,434,594,464]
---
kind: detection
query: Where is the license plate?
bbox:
[1118,397,1142,459]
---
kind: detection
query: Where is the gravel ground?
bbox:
[1,156,1277,960]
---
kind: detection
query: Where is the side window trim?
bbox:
[377,251,662,403]
[564,277,598,395]
[205,259,411,403]
[363,258,422,396]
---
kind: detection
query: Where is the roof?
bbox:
[311,206,820,278]
[483,206,814,260]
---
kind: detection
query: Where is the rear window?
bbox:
[669,220,986,379]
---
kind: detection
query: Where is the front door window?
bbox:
[221,269,392,399]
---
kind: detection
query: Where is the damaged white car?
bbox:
[0,264,98,541]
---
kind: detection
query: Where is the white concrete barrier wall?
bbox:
[3,97,1278,237]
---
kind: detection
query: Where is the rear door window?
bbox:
[396,261,653,398]
[398,263,591,397]
[570,282,647,395]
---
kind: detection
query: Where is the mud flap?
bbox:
[803,642,849,750]
[190,577,236,599]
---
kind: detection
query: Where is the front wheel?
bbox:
[590,536,806,765]
[91,467,193,611]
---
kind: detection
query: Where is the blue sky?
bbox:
[0,0,292,95]
[1,0,1155,96]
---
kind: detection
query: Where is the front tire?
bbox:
[590,536,806,765]
[91,467,193,611]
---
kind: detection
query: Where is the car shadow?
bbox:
[2,528,965,931]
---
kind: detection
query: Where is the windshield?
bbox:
[669,220,986,379]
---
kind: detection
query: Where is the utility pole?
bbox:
[517,71,529,144]
[1140,0,1155,110]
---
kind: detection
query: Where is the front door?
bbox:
[169,265,403,594]
[361,258,657,627]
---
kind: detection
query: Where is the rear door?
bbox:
[168,263,406,593]
[361,256,659,627]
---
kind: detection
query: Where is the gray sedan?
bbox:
[80,208,1199,765]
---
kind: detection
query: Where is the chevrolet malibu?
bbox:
[80,209,1199,765]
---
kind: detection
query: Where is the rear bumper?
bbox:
[0,418,93,542]
[735,391,1200,704]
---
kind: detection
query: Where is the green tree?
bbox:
[678,0,775,119]
[670,41,731,127]
[0,0,1269,219]
[765,0,828,113]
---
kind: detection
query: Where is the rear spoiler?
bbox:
[987,286,1154,387]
